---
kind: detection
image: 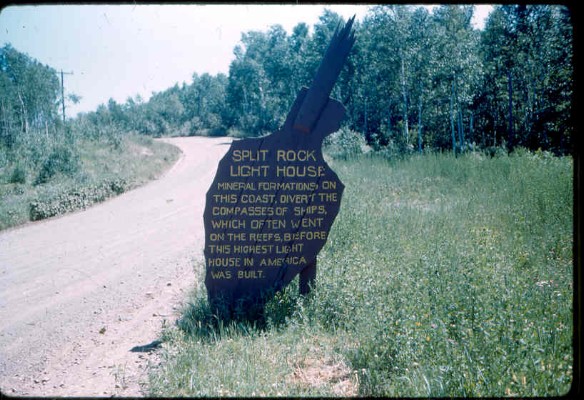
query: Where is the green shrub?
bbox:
[109,178,126,195]
[29,178,128,221]
[226,127,247,138]
[9,164,26,184]
[34,146,80,185]
[1,131,179,230]
[323,127,371,159]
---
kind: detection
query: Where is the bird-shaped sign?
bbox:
[203,17,356,318]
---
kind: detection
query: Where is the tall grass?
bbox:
[0,128,180,230]
[149,149,573,397]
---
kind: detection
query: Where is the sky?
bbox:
[0,4,492,118]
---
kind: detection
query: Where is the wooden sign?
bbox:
[203,17,356,315]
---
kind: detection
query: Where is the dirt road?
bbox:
[0,136,232,396]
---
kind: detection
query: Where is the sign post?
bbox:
[203,17,356,317]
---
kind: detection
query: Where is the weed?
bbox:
[323,126,372,159]
[0,132,180,230]
[34,146,80,185]
[150,150,573,397]
[112,364,128,390]
[29,178,128,221]
[8,163,26,184]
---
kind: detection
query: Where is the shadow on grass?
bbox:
[175,281,305,342]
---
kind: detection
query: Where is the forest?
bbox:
[0,4,574,157]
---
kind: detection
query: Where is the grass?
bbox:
[0,131,180,230]
[151,148,573,397]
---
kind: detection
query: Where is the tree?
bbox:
[58,5,573,155]
[430,5,481,153]
[408,7,435,152]
[226,24,308,135]
[288,22,312,95]
[226,37,269,135]
[0,44,61,147]
[354,6,402,146]
[183,72,228,135]
[479,5,572,153]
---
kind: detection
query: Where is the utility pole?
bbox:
[60,69,73,122]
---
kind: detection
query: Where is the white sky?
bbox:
[0,4,492,118]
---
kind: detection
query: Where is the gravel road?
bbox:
[0,136,232,396]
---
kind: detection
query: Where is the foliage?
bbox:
[0,47,182,229]
[0,133,180,230]
[29,178,127,221]
[316,151,572,396]
[52,5,571,155]
[0,8,572,395]
[477,5,572,153]
[0,44,61,148]
[34,146,81,185]
[149,151,573,397]
[8,163,26,184]
[73,74,230,138]
[2,5,558,157]
[323,126,370,159]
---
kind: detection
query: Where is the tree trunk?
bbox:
[507,69,514,150]
[197,89,202,117]
[493,111,498,147]
[242,88,248,114]
[401,58,409,145]
[454,77,464,153]
[457,109,464,152]
[0,99,9,146]
[469,111,474,147]
[417,96,423,153]
[61,70,66,122]
[386,104,392,147]
[17,89,28,134]
[364,96,368,137]
[450,80,456,154]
